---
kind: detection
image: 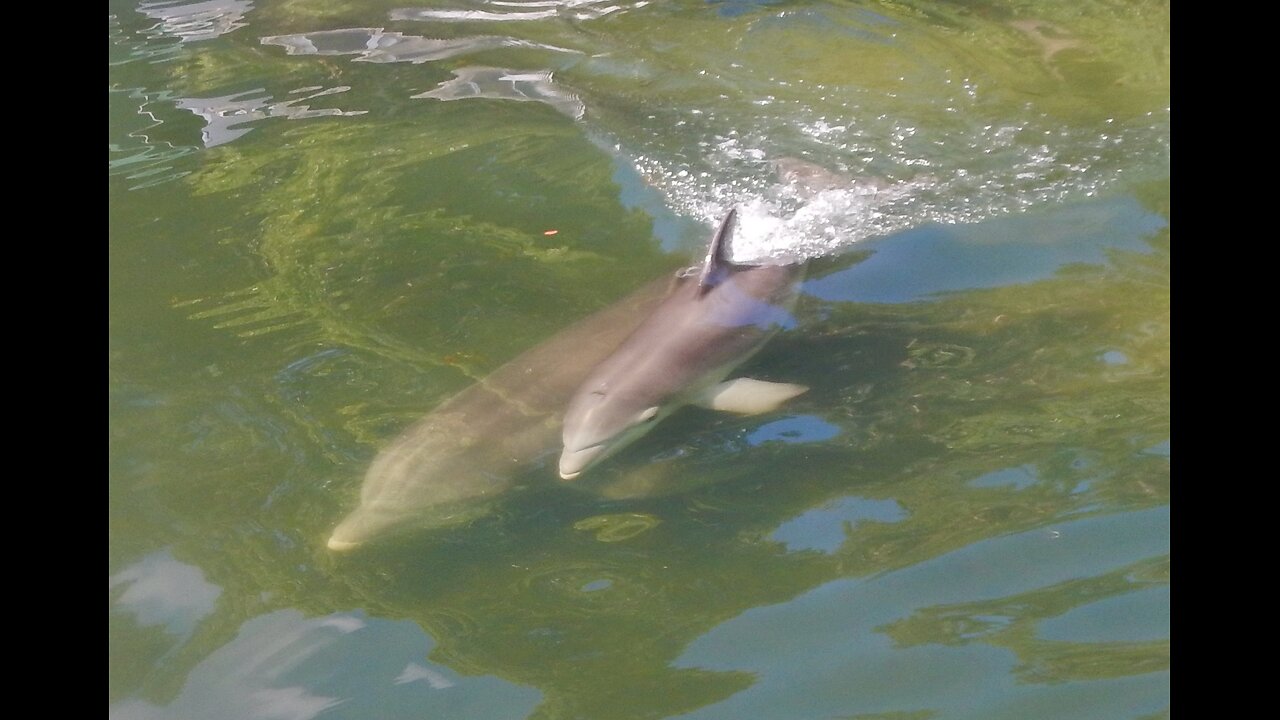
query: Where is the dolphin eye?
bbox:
[591,390,606,397]
[639,407,660,422]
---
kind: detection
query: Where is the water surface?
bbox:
[110,1,1170,717]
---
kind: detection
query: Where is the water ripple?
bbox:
[413,67,585,120]
[110,84,200,189]
[260,27,577,64]
[137,0,254,43]
[174,87,367,147]
[390,0,650,23]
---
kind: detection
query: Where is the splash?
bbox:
[632,141,946,264]
[622,103,1169,265]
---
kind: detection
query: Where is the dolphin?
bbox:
[327,272,679,551]
[558,208,809,480]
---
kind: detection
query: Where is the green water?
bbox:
[110,1,1169,718]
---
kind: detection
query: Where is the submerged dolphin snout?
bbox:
[326,535,363,552]
[326,504,414,552]
[326,513,377,552]
[559,444,608,480]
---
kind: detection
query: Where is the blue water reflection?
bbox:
[676,506,1170,719]
[804,196,1166,304]
[969,464,1039,491]
[771,496,907,553]
[109,550,222,638]
[1100,350,1129,365]
[1141,440,1170,458]
[1039,586,1169,643]
[108,609,540,720]
[746,415,840,446]
[707,0,784,19]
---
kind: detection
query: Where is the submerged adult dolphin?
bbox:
[327,272,678,551]
[558,209,809,480]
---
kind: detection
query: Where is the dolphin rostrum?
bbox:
[327,273,679,551]
[558,208,809,480]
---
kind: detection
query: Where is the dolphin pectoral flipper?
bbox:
[695,378,809,414]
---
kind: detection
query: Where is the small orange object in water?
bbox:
[543,229,559,236]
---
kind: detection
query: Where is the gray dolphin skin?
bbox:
[327,273,678,551]
[558,209,809,480]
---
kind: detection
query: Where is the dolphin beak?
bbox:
[326,535,362,552]
[326,511,382,552]
[326,518,366,551]
[558,444,607,480]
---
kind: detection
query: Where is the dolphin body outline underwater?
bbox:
[329,209,808,550]
[327,272,676,550]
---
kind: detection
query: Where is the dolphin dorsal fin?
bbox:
[697,208,737,295]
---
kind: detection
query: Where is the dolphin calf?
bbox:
[558,209,809,480]
[327,273,678,551]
